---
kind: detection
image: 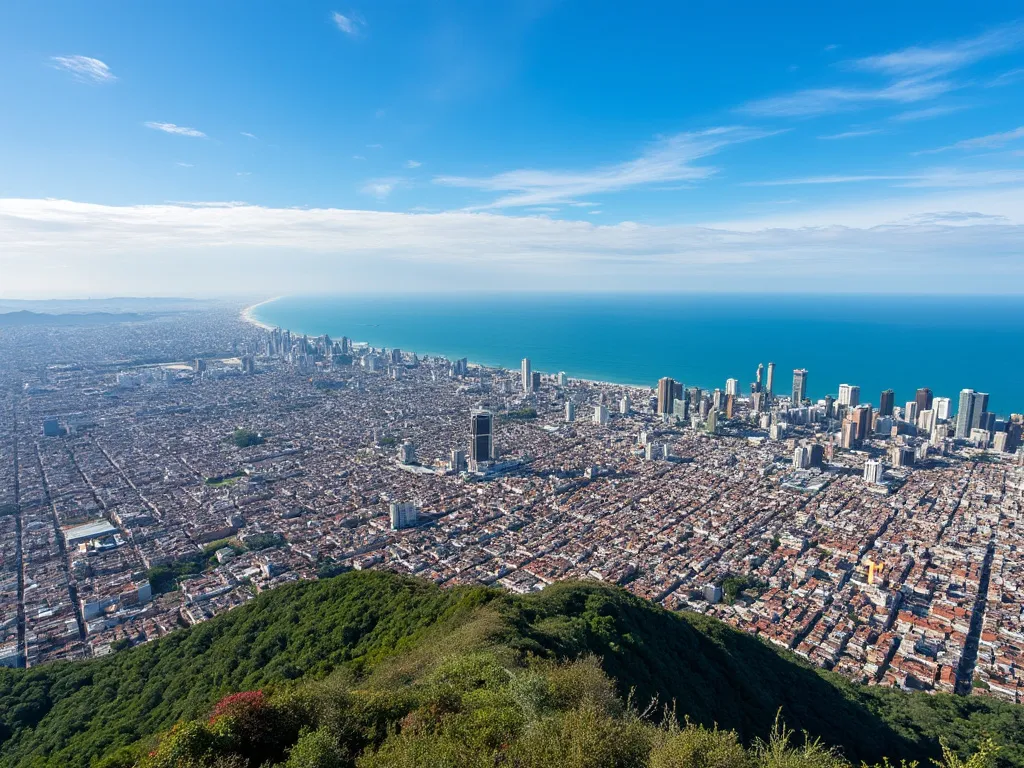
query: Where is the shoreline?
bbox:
[240,297,283,331]
[240,296,656,394]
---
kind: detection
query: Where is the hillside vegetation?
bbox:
[0,572,1020,768]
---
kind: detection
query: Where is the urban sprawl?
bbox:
[0,305,1021,707]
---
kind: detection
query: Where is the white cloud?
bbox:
[890,105,965,122]
[741,78,954,117]
[366,143,383,149]
[917,126,1024,154]
[818,129,881,140]
[3,194,1023,296]
[435,127,775,209]
[145,122,206,138]
[746,168,1024,188]
[176,162,194,168]
[850,23,1024,77]
[360,177,405,199]
[50,55,116,84]
[746,175,908,187]
[742,24,1024,118]
[241,132,258,139]
[405,160,422,169]
[332,11,364,36]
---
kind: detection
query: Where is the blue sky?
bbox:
[2,2,1024,296]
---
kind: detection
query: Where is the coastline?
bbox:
[240,296,283,331]
[240,295,655,394]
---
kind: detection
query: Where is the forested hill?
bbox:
[0,571,1021,768]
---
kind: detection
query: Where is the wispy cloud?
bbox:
[746,175,907,187]
[50,55,116,84]
[742,23,1024,118]
[746,168,1024,188]
[241,132,258,139]
[987,67,1024,87]
[818,129,881,140]
[361,177,405,199]
[145,122,206,138]
[890,104,965,122]
[741,78,954,117]
[435,127,775,209]
[176,162,194,168]
[918,126,1024,154]
[405,160,422,169]
[332,11,364,36]
[850,23,1024,77]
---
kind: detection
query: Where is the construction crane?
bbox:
[864,558,884,585]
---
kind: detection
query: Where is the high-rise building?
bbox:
[864,460,884,485]
[521,358,532,393]
[792,369,808,404]
[470,409,493,463]
[565,400,575,422]
[556,371,568,386]
[725,378,739,397]
[852,405,872,442]
[594,405,609,425]
[619,395,631,415]
[725,394,735,419]
[397,440,416,465]
[449,449,467,473]
[809,444,825,467]
[766,362,776,400]
[955,390,989,439]
[824,394,835,419]
[712,388,724,411]
[531,371,541,391]
[915,388,933,414]
[838,384,860,407]
[755,363,764,393]
[879,389,895,417]
[933,397,951,421]
[389,502,418,530]
[904,401,919,424]
[840,418,857,449]
[657,377,675,416]
[792,445,811,469]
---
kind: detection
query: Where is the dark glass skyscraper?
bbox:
[470,409,493,463]
[879,389,894,417]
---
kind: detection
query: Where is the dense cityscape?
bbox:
[0,302,1021,708]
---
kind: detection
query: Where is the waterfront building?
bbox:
[879,389,894,417]
[657,377,675,415]
[792,368,808,404]
[838,384,860,407]
[521,358,532,393]
[726,378,739,397]
[766,362,776,400]
[915,387,933,414]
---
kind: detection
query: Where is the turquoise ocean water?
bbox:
[252,294,1024,416]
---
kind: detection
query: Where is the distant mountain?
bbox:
[0,572,1019,768]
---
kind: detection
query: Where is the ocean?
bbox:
[251,294,1024,417]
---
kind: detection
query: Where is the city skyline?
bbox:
[3,4,1024,295]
